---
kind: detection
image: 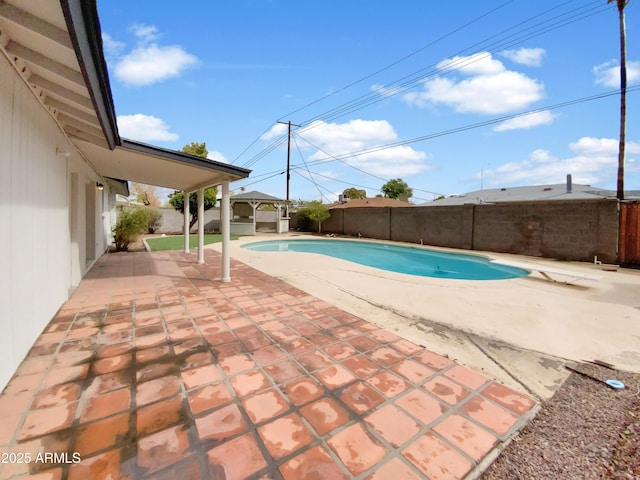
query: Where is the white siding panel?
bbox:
[0,52,75,389]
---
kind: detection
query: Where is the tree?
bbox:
[343,187,366,199]
[181,141,208,158]
[298,201,330,233]
[609,0,629,200]
[381,178,413,201]
[168,142,218,229]
[168,188,217,230]
[130,182,161,206]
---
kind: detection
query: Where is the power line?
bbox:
[292,134,328,202]
[230,122,277,165]
[292,170,336,202]
[295,86,640,167]
[291,167,436,202]
[276,0,516,123]
[240,134,288,169]
[235,1,521,167]
[236,0,609,169]
[295,1,608,130]
[232,85,639,195]
[293,132,444,197]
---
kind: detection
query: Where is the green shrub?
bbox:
[296,201,330,233]
[295,208,313,231]
[112,207,149,251]
[306,201,330,233]
[145,208,162,233]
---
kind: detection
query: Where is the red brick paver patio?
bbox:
[0,250,537,479]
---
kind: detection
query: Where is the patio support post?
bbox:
[198,187,205,264]
[221,181,231,282]
[250,201,258,235]
[184,191,190,253]
[276,204,282,233]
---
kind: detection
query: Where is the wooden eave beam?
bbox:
[57,112,104,138]
[5,40,84,86]
[46,96,100,127]
[0,1,73,49]
[65,128,109,149]
[29,74,93,110]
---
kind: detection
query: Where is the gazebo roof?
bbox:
[230,190,285,202]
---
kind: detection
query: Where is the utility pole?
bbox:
[277,120,300,207]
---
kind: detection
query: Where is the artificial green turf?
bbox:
[146,234,240,251]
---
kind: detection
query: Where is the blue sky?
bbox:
[97,0,639,203]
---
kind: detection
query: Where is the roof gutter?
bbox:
[60,0,119,150]
[58,0,252,184]
[120,139,252,180]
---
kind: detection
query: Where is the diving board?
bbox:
[491,259,602,284]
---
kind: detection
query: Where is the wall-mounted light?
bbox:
[56,148,70,158]
[96,183,104,191]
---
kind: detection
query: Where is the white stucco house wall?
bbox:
[0,0,250,390]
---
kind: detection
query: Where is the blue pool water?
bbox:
[241,239,528,280]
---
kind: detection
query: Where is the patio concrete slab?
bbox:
[0,249,537,480]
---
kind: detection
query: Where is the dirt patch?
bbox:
[108,235,149,253]
[126,236,148,252]
[482,364,640,479]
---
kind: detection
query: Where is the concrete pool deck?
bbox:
[216,233,640,399]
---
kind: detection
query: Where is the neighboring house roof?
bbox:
[420,183,637,206]
[230,191,285,202]
[0,1,250,190]
[329,197,412,209]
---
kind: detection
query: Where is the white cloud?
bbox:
[593,59,640,87]
[370,83,404,97]
[260,122,289,141]
[569,136,640,156]
[131,24,160,43]
[493,111,557,132]
[106,25,199,86]
[500,48,546,67]
[303,119,398,152]
[115,45,198,86]
[102,33,125,57]
[117,114,179,142]
[261,119,432,177]
[317,170,340,179]
[404,52,545,115]
[480,136,640,186]
[437,52,506,76]
[283,119,432,177]
[207,151,229,163]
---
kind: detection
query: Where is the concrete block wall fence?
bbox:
[153,207,221,234]
[292,199,619,263]
[153,207,279,234]
[471,200,618,262]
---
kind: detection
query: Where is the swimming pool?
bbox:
[241,239,528,280]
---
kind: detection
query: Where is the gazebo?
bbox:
[230,191,289,235]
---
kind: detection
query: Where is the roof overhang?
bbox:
[0,0,251,190]
[78,138,250,191]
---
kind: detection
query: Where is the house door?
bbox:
[619,202,640,265]
[85,182,96,265]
